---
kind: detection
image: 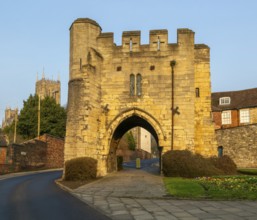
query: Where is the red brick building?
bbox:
[212,88,257,129]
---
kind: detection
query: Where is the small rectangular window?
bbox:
[240,109,250,123]
[117,66,122,71]
[221,111,231,125]
[219,97,231,105]
[150,65,155,71]
[195,88,200,97]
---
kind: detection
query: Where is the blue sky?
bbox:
[1,0,257,123]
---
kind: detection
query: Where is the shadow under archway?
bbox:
[107,115,159,173]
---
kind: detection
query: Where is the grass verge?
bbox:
[237,168,257,175]
[164,177,205,198]
[164,175,257,200]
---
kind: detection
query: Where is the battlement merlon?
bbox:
[177,28,195,48]
[194,44,210,62]
[121,31,141,52]
[97,32,114,50]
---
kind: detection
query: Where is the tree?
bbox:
[17,94,66,139]
[126,130,136,151]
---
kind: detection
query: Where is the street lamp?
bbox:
[157,146,163,175]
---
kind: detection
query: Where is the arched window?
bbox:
[130,74,135,96]
[136,74,142,96]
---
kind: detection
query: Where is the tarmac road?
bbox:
[0,170,110,220]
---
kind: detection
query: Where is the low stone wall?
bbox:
[12,140,47,168]
[37,134,64,168]
[0,164,19,174]
[216,124,257,168]
[10,134,64,170]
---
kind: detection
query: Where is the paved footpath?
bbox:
[70,168,257,220]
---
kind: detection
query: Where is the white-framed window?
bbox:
[221,111,231,125]
[240,109,250,123]
[219,97,231,105]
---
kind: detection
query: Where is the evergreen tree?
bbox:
[17,94,66,139]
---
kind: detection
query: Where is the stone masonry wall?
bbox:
[194,45,217,156]
[216,124,257,168]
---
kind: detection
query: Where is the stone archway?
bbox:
[105,108,166,173]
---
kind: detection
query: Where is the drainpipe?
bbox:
[170,60,176,150]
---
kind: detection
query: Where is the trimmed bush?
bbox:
[209,155,237,175]
[162,150,223,178]
[64,157,97,181]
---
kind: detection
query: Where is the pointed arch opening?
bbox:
[107,115,160,173]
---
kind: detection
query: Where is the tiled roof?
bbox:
[212,88,257,111]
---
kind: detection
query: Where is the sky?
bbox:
[1,0,257,124]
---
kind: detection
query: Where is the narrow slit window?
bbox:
[129,38,133,52]
[195,88,200,97]
[80,58,82,70]
[136,74,142,96]
[130,74,135,96]
[157,36,160,51]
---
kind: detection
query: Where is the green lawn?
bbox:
[164,177,205,198]
[237,168,257,175]
[164,174,257,200]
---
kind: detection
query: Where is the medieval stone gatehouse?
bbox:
[64,18,217,176]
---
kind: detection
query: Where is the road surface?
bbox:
[123,158,160,174]
[0,170,110,220]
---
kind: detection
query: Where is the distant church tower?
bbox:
[35,71,61,104]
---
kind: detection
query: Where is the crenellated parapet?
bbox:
[95,28,195,53]
[69,18,196,55]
